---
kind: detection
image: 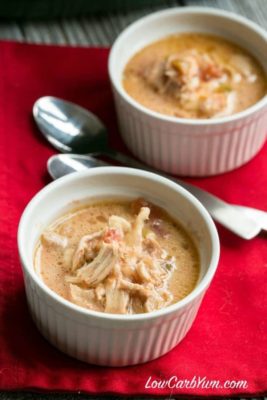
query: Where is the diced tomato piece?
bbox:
[103,228,122,243]
[201,64,222,81]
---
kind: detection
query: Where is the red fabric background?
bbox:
[0,41,266,397]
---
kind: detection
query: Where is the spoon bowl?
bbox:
[33,96,108,153]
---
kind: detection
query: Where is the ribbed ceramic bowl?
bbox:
[109,7,267,176]
[18,167,219,366]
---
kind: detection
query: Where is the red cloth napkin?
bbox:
[0,41,266,397]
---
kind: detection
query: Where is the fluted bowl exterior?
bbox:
[18,167,220,366]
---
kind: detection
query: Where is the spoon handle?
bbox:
[101,149,261,240]
[105,148,156,170]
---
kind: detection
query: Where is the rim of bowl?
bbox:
[18,167,220,322]
[108,6,267,126]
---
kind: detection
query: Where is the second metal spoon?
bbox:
[48,154,264,239]
[33,96,262,239]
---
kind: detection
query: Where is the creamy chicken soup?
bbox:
[35,198,199,314]
[123,33,267,119]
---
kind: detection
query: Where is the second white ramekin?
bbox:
[18,168,219,366]
[109,7,267,176]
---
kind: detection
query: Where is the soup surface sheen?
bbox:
[123,33,267,119]
[35,198,199,314]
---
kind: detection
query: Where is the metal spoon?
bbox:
[47,154,265,239]
[33,96,147,168]
[33,96,263,239]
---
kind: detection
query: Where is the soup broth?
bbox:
[123,33,267,119]
[35,198,200,314]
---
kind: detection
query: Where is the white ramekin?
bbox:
[109,7,267,176]
[18,167,219,366]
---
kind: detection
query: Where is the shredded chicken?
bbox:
[230,54,257,81]
[41,231,68,249]
[143,232,163,257]
[145,288,173,312]
[136,260,165,286]
[109,215,131,233]
[119,279,152,298]
[95,283,106,303]
[63,247,75,270]
[136,261,151,282]
[66,206,176,314]
[141,49,258,118]
[105,278,130,314]
[198,91,236,118]
[71,231,103,271]
[130,206,150,251]
[75,243,117,286]
[70,284,103,311]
